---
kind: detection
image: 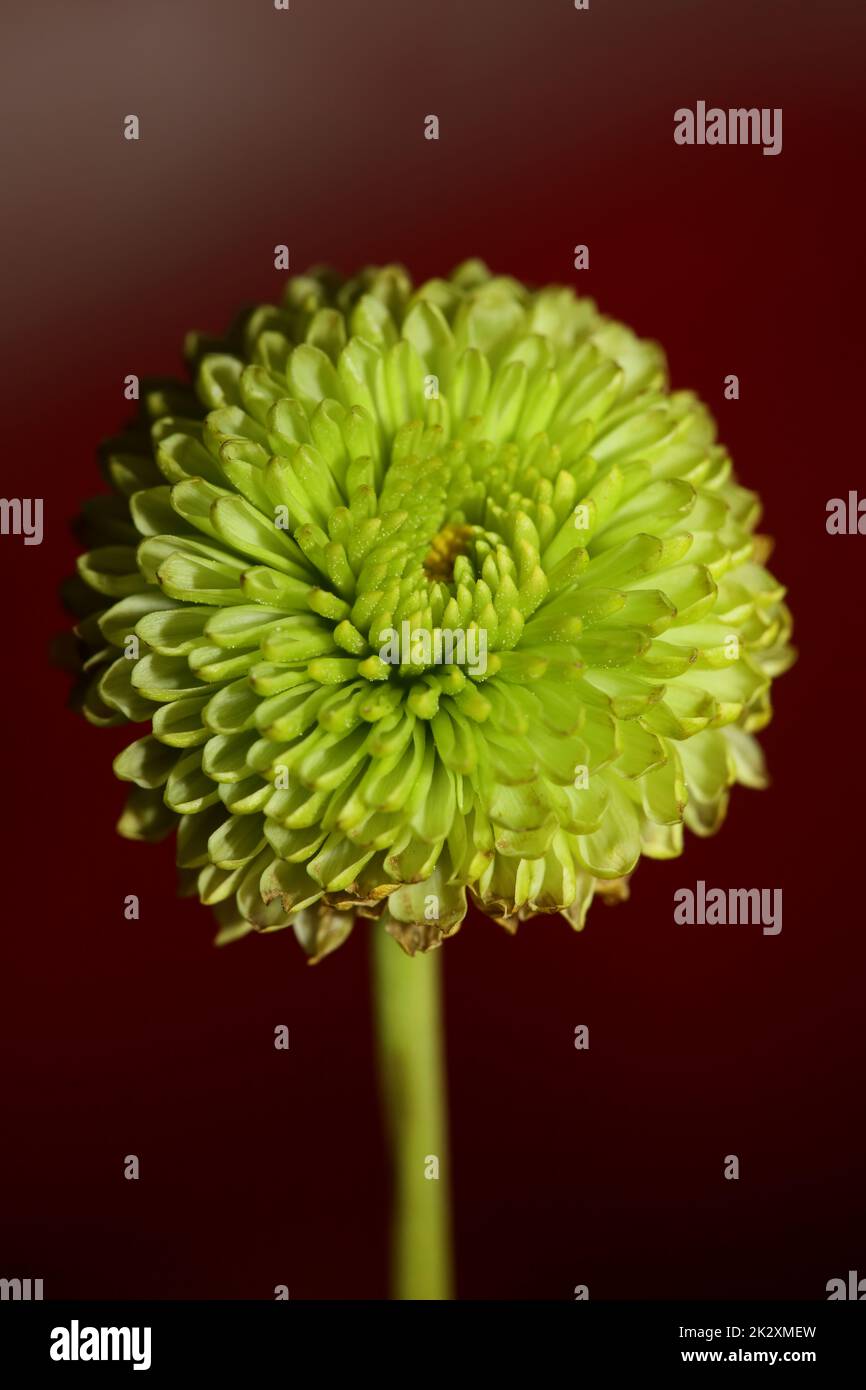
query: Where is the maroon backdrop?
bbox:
[1,0,863,1299]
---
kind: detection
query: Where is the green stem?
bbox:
[371,929,454,1300]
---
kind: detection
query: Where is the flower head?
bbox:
[66,261,794,957]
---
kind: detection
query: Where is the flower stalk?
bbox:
[372,930,454,1300]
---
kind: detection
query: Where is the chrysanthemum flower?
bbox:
[65,260,794,959]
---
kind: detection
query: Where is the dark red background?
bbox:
[1,0,863,1299]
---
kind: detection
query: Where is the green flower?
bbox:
[65,260,794,958]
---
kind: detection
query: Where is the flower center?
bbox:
[423,523,473,583]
